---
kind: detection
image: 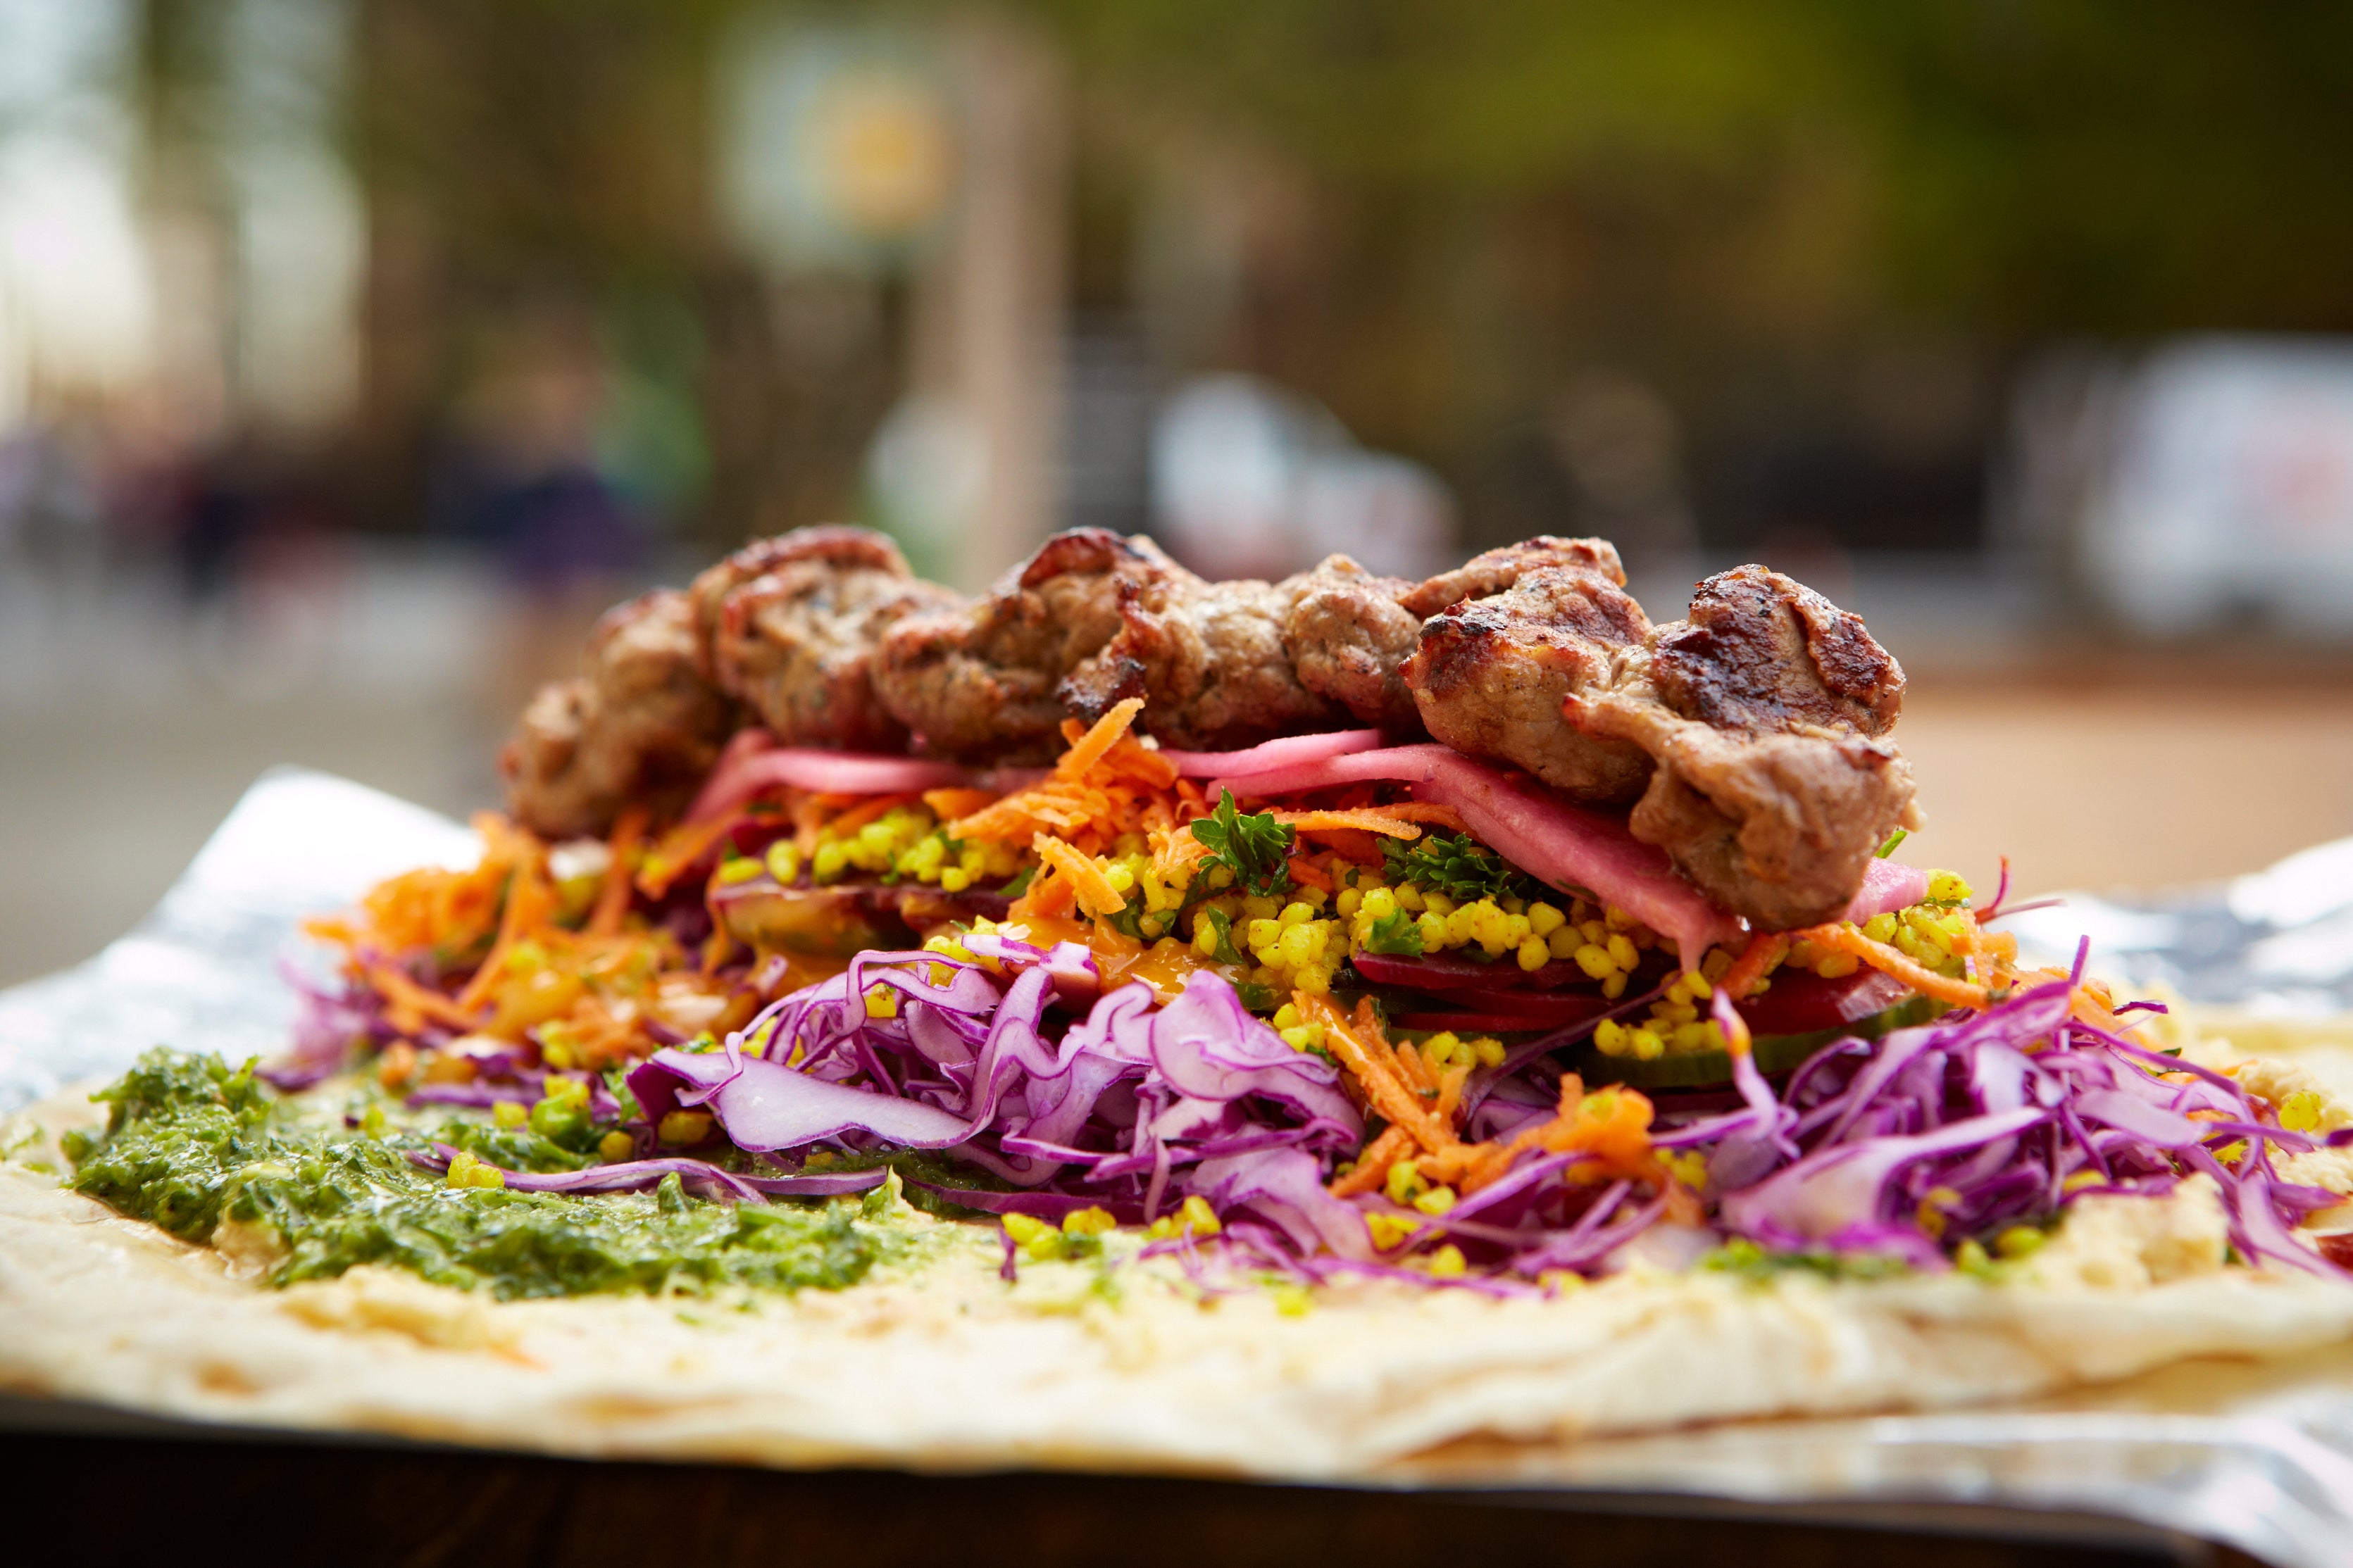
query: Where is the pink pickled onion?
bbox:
[687,730,973,822]
[1214,744,1743,967]
[1156,729,1386,779]
[1845,858,1930,924]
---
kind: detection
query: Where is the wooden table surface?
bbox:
[3,1427,2247,1568]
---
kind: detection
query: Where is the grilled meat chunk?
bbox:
[1575,565,1917,929]
[501,590,737,839]
[1279,555,1425,731]
[1647,563,1903,737]
[1399,543,1655,804]
[873,529,1170,761]
[692,527,961,752]
[874,527,1340,760]
[1400,535,1628,618]
[1586,682,1918,931]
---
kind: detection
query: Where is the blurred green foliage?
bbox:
[121,1,2353,543]
[1043,0,2353,334]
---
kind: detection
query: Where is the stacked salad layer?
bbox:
[64,700,2353,1297]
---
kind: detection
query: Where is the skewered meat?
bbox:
[1400,535,1628,618]
[873,529,1166,761]
[690,527,961,752]
[1398,542,1655,803]
[1575,566,1917,929]
[873,528,1341,760]
[501,590,737,839]
[1646,563,1904,737]
[1278,555,1425,731]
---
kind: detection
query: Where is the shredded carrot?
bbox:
[587,808,648,937]
[1285,854,1333,892]
[1156,833,1216,873]
[2067,978,2143,1035]
[1302,827,1386,867]
[1033,834,1128,917]
[791,792,859,856]
[1295,992,1457,1155]
[1721,931,1790,1000]
[1807,922,1992,1008]
[1018,874,1078,919]
[1447,1075,1676,1199]
[1331,1124,1418,1198]
[1269,808,1425,841]
[308,811,528,958]
[1297,986,1685,1215]
[366,961,482,1034]
[920,787,998,821]
[950,701,1187,855]
[639,813,740,899]
[1056,698,1152,780]
[1344,800,1468,831]
[455,846,556,1011]
[822,792,922,841]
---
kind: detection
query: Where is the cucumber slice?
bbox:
[1568,993,1946,1091]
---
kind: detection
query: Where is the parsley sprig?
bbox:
[1380,831,1532,905]
[1188,789,1294,898]
[1360,908,1425,956]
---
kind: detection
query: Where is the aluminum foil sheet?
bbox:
[5,769,2352,1567]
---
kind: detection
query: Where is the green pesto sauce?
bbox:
[62,1050,908,1301]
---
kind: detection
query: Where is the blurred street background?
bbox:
[6,1,2353,984]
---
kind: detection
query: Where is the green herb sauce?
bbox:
[62,1050,909,1300]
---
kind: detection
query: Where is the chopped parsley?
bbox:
[1195,906,1249,967]
[1380,830,1533,905]
[1361,908,1425,956]
[1874,828,1909,859]
[1189,789,1294,899]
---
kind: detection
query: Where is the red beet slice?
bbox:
[1733,966,1912,1037]
[1350,948,1586,993]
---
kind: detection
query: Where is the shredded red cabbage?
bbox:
[375,927,2349,1290]
[405,1144,887,1200]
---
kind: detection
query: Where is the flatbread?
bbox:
[5,1012,2352,1476]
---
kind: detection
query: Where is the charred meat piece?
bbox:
[1647,563,1904,736]
[686,525,912,669]
[1279,554,1425,731]
[1399,548,1655,805]
[874,528,1340,759]
[1146,575,1344,750]
[502,590,737,839]
[1575,565,1917,929]
[1598,701,1918,932]
[874,529,1169,761]
[1400,535,1628,618]
[692,527,961,752]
